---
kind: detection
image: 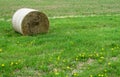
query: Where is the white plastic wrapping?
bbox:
[12,8,38,34]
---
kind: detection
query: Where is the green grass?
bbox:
[0,15,120,77]
[0,0,120,18]
[0,0,120,77]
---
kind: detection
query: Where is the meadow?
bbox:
[0,0,120,77]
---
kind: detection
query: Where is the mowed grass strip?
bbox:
[0,15,120,77]
[0,0,120,18]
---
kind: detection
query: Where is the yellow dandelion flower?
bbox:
[100,52,103,55]
[96,53,99,57]
[55,72,59,75]
[102,48,104,51]
[18,59,21,62]
[90,75,93,77]
[79,54,82,57]
[15,62,18,65]
[10,62,14,66]
[104,69,107,72]
[100,56,104,59]
[101,74,104,77]
[53,68,59,75]
[73,73,78,76]
[98,74,101,76]
[111,48,114,51]
[76,58,78,61]
[1,64,5,67]
[62,59,66,62]
[67,66,70,69]
[74,73,77,76]
[89,54,93,57]
[81,54,85,57]
[0,48,2,52]
[57,56,60,60]
[108,62,111,65]
[98,59,103,63]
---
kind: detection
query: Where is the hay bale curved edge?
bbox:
[12,8,49,35]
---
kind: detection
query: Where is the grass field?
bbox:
[0,0,120,77]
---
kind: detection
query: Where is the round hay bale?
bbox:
[12,8,49,35]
